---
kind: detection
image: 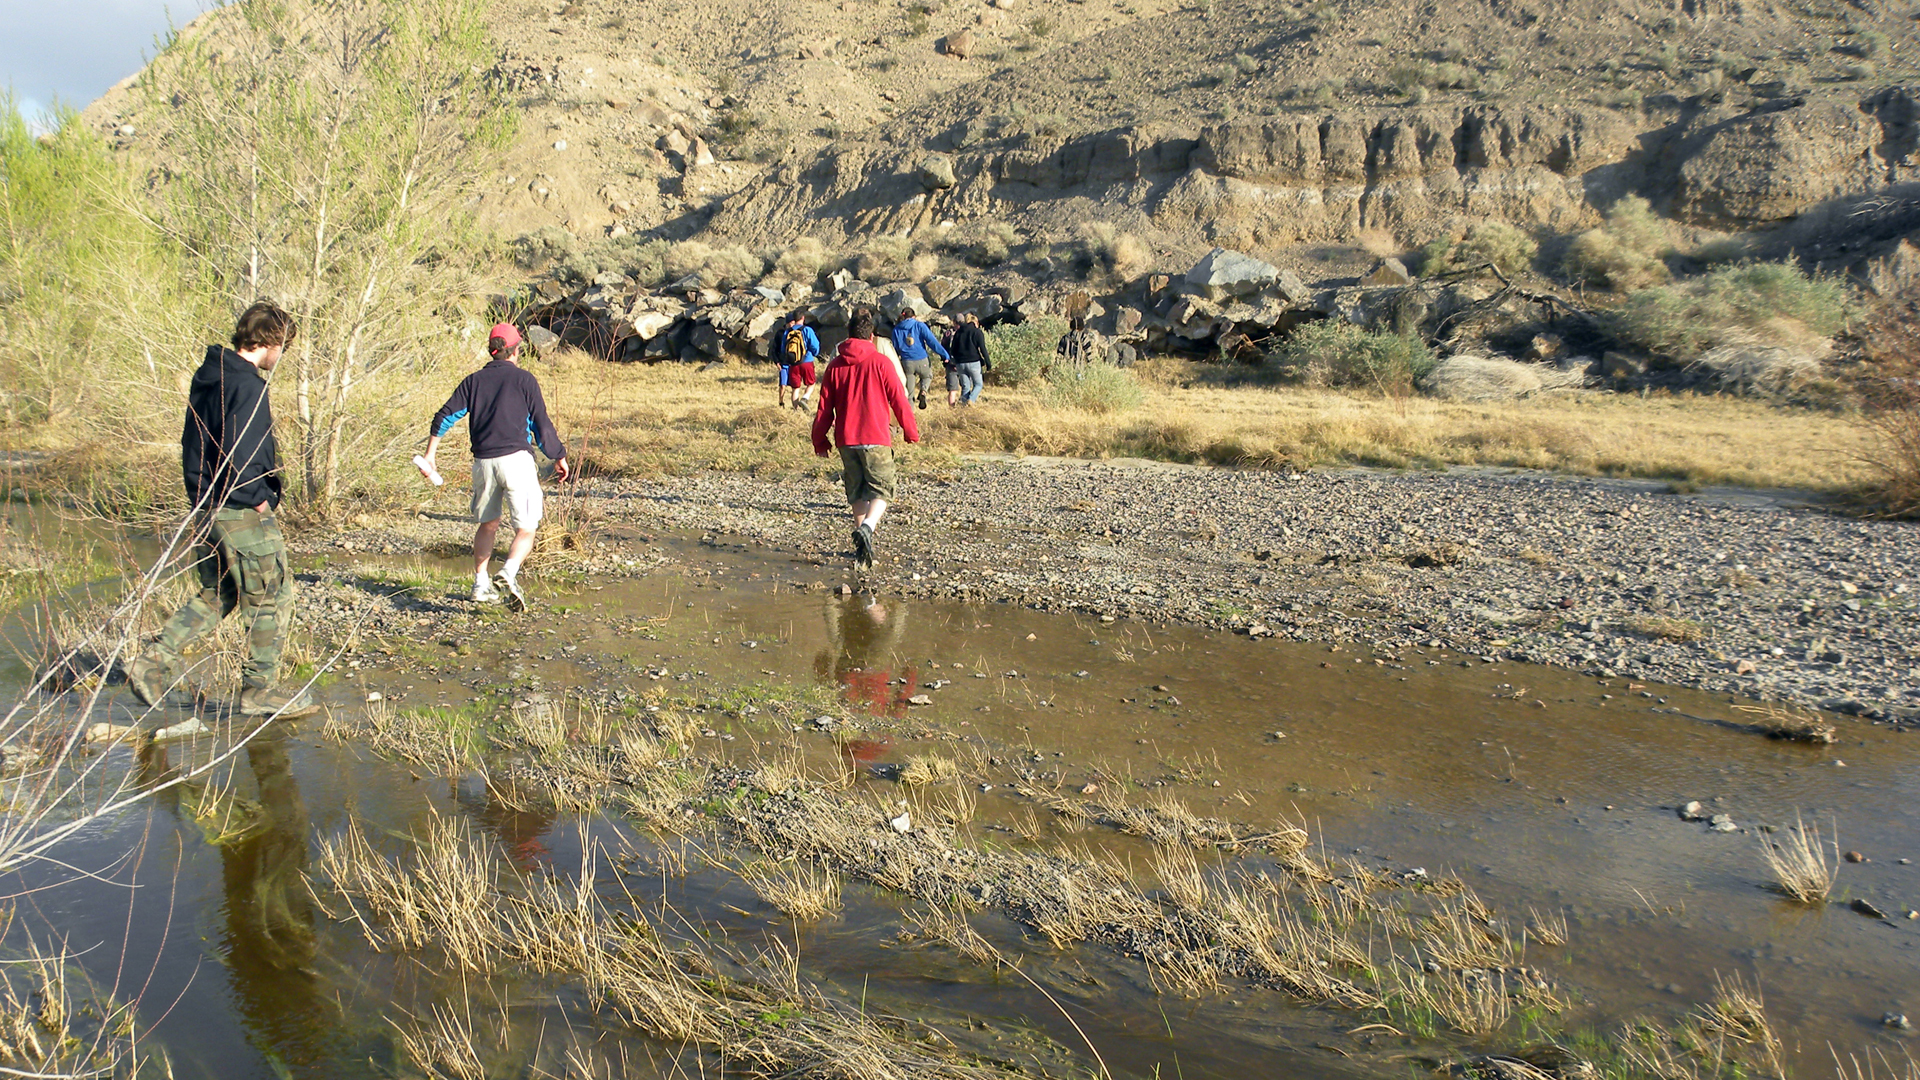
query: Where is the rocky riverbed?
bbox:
[302,456,1919,725]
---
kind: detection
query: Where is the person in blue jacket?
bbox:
[889,311,950,410]
[778,311,822,410]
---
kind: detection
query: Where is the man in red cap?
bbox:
[422,323,569,611]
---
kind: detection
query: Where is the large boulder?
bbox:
[916,154,957,191]
[1185,247,1279,300]
[743,309,783,342]
[922,276,963,308]
[879,287,932,320]
[943,28,974,58]
[631,311,678,339]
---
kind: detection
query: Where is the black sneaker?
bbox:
[851,523,875,567]
[917,393,928,409]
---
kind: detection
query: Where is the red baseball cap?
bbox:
[488,323,523,349]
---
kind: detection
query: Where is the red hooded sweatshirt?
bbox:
[811,337,920,454]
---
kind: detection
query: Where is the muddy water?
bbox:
[4,537,1917,1078]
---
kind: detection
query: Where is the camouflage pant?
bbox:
[151,507,294,690]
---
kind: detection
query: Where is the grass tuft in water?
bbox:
[1760,811,1838,904]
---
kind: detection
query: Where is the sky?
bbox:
[1,0,211,128]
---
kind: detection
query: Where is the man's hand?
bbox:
[816,449,829,458]
[255,501,271,514]
[553,457,571,482]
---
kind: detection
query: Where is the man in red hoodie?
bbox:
[811,308,920,567]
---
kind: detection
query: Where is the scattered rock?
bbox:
[1679,801,1708,821]
[1708,813,1738,832]
[1185,247,1279,299]
[1850,898,1888,918]
[1845,850,1868,863]
[526,325,561,350]
[916,153,957,190]
[890,811,912,833]
[943,28,975,58]
[1885,1013,1912,1030]
[1361,257,1413,287]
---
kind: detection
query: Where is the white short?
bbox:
[471,451,542,528]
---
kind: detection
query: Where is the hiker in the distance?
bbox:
[946,311,990,406]
[421,323,569,613]
[890,308,949,410]
[126,300,317,719]
[1055,316,1103,371]
[811,308,920,568]
[778,310,821,411]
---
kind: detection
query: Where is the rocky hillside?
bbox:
[89,0,1920,267]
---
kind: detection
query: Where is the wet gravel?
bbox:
[595,458,1920,724]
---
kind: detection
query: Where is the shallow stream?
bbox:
[3,532,1916,1078]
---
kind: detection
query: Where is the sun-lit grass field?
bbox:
[537,350,1878,493]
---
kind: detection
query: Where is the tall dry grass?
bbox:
[1760,812,1839,904]
[532,351,1876,492]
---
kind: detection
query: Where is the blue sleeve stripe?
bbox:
[526,413,536,445]
[434,408,469,438]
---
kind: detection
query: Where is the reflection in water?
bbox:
[815,595,916,769]
[455,774,558,871]
[141,725,325,1061]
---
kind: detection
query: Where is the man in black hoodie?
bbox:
[128,301,317,718]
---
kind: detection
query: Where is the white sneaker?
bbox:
[498,574,528,613]
[473,579,501,603]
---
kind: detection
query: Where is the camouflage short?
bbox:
[150,506,294,690]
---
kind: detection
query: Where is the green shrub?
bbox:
[985,316,1067,387]
[1420,221,1538,276]
[1564,195,1670,290]
[1044,362,1143,412]
[1269,320,1434,394]
[1608,261,1852,361]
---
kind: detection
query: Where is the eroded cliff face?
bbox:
[708,88,1920,253]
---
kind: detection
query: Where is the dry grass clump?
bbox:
[1857,378,1920,519]
[1627,615,1706,643]
[1733,702,1837,744]
[392,1002,487,1080]
[1833,1047,1920,1080]
[1418,355,1585,402]
[329,700,478,776]
[1525,906,1568,948]
[740,859,843,920]
[898,753,960,786]
[1759,811,1838,904]
[904,900,999,965]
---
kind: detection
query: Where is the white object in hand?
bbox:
[412,455,444,487]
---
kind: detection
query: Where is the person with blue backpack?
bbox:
[889,310,949,410]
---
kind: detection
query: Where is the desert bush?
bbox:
[1859,380,1920,517]
[665,241,767,287]
[1420,221,1538,276]
[1270,320,1435,395]
[1689,336,1825,398]
[0,102,202,442]
[1044,362,1144,413]
[984,316,1067,387]
[1608,261,1850,362]
[142,0,516,510]
[773,238,828,285]
[513,224,578,271]
[854,235,913,282]
[1074,222,1152,283]
[1565,195,1670,290]
[550,234,670,285]
[945,222,1021,267]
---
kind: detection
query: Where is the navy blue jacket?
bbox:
[890,317,950,363]
[430,359,565,461]
[182,346,282,511]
